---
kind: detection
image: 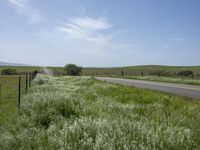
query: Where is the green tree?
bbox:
[64,64,82,76]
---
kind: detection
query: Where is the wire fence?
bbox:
[0,72,37,125]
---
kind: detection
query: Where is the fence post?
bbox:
[29,73,31,87]
[26,74,28,94]
[0,84,1,101]
[18,76,21,108]
[121,70,124,76]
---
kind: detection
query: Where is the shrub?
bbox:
[177,70,193,77]
[151,70,170,76]
[64,64,82,76]
[1,68,17,75]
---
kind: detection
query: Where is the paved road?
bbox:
[95,77,200,99]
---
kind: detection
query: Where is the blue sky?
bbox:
[0,0,200,67]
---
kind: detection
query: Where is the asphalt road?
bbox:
[95,77,200,99]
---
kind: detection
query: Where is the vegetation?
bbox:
[177,70,194,77]
[0,66,40,75]
[43,65,200,77]
[1,68,17,75]
[0,75,27,126]
[64,64,82,76]
[112,75,200,86]
[82,65,200,76]
[151,70,171,76]
[1,75,200,149]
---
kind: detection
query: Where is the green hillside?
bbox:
[82,65,200,76]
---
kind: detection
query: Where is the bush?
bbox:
[151,70,170,76]
[177,70,193,77]
[1,68,17,75]
[64,64,82,76]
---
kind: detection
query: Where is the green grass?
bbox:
[0,75,27,126]
[112,75,200,86]
[1,74,200,149]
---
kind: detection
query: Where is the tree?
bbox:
[1,68,17,75]
[64,64,82,76]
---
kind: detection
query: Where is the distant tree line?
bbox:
[150,70,194,77]
[1,68,17,75]
[118,70,196,78]
[1,68,39,76]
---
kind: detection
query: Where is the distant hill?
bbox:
[49,65,200,76]
[82,65,200,76]
[0,61,29,66]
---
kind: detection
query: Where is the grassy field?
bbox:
[48,65,200,78]
[1,74,200,149]
[0,66,40,74]
[82,65,200,76]
[0,75,27,126]
[2,65,199,77]
[112,75,200,86]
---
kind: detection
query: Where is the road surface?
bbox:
[42,67,54,76]
[95,77,200,99]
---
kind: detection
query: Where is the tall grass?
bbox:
[1,75,200,149]
[0,75,27,126]
[113,75,200,86]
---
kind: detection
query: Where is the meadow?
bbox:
[82,65,200,76]
[0,75,27,126]
[1,74,200,149]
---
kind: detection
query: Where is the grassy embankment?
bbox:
[111,75,200,86]
[0,75,27,126]
[1,75,200,149]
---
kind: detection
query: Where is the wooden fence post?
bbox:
[0,84,1,101]
[26,74,28,94]
[29,73,31,87]
[18,76,21,108]
[121,70,124,76]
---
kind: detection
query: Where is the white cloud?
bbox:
[7,0,41,23]
[37,16,136,57]
[55,17,113,44]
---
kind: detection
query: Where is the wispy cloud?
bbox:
[55,17,113,44]
[7,0,41,23]
[38,16,136,56]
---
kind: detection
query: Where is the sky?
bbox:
[0,0,200,67]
